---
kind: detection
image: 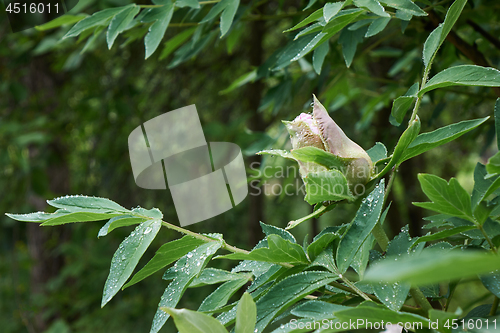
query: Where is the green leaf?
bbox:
[199,277,250,311]
[379,0,427,17]
[106,4,140,49]
[35,14,87,31]
[161,307,228,333]
[291,300,347,320]
[260,222,297,243]
[365,249,500,285]
[272,33,321,71]
[414,174,474,222]
[471,163,499,212]
[98,215,148,237]
[218,234,310,264]
[412,226,476,246]
[64,7,130,38]
[235,293,257,333]
[304,170,354,205]
[338,24,366,68]
[41,212,124,226]
[391,82,418,125]
[220,0,240,37]
[366,142,387,164]
[335,302,429,327]
[322,9,364,34]
[283,8,323,33]
[419,65,500,96]
[312,41,329,75]
[495,98,500,150]
[292,146,351,169]
[480,270,500,298]
[159,27,197,60]
[354,0,390,17]
[401,117,489,163]
[323,2,345,22]
[47,195,129,213]
[101,219,162,307]
[200,0,232,23]
[150,240,223,333]
[307,232,338,261]
[123,236,206,289]
[144,3,174,59]
[190,268,244,288]
[254,271,338,332]
[176,0,200,8]
[423,0,467,69]
[365,17,390,37]
[336,179,385,273]
[487,152,500,175]
[257,149,296,161]
[220,70,257,94]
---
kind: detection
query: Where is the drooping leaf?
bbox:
[336,179,385,273]
[254,271,338,332]
[414,174,474,223]
[338,24,366,68]
[419,65,500,96]
[312,41,329,75]
[144,3,174,59]
[218,234,309,265]
[106,4,140,49]
[365,249,500,285]
[161,307,228,333]
[150,240,223,333]
[123,236,206,289]
[220,0,240,37]
[365,17,391,37]
[235,292,257,333]
[101,219,162,307]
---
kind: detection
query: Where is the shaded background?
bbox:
[1,0,499,331]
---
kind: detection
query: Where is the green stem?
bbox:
[444,280,459,312]
[477,224,498,254]
[490,296,499,316]
[286,204,332,230]
[410,288,434,314]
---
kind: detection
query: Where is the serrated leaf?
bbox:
[144,3,174,59]
[106,4,140,49]
[400,117,488,163]
[254,271,338,332]
[480,270,500,298]
[161,307,228,333]
[304,170,354,204]
[123,236,206,289]
[199,277,250,311]
[101,219,162,307]
[414,174,474,223]
[291,300,347,320]
[218,234,309,264]
[235,292,257,333]
[220,0,239,37]
[354,0,390,17]
[150,241,223,333]
[98,215,148,237]
[35,14,87,31]
[379,0,427,17]
[419,65,500,96]
[64,7,130,38]
[365,249,500,285]
[336,179,385,273]
[312,41,329,75]
[391,82,419,125]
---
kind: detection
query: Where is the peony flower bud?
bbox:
[285,95,374,190]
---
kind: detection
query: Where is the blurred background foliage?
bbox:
[1,0,499,331]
